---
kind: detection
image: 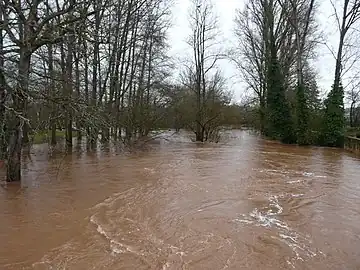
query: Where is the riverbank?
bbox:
[31,130,79,144]
[344,136,360,154]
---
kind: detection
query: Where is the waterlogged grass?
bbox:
[32,130,79,144]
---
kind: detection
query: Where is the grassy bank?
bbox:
[31,130,79,144]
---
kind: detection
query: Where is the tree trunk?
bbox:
[75,44,82,141]
[259,97,265,133]
[48,42,57,145]
[91,2,101,147]
[0,13,7,160]
[6,49,31,182]
[0,81,6,160]
[83,41,90,138]
[6,122,22,181]
[66,33,74,149]
[115,1,133,140]
[22,117,29,145]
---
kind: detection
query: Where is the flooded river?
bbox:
[1,130,360,269]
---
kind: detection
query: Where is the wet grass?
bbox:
[32,130,79,144]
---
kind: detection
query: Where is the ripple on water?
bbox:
[87,190,190,269]
[5,130,360,270]
[234,194,323,267]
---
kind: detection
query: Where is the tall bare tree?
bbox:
[347,81,360,126]
[234,0,267,132]
[186,0,224,141]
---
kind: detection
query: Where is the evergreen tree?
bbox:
[322,83,345,147]
[296,83,309,145]
[265,42,295,143]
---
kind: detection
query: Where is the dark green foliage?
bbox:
[265,45,295,143]
[321,83,345,147]
[296,83,309,145]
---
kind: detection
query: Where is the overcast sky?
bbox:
[167,0,344,103]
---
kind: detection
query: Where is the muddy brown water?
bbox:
[1,130,360,270]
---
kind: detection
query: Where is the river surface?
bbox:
[1,130,360,269]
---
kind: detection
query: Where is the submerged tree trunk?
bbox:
[7,50,31,182]
[48,42,57,145]
[74,42,82,141]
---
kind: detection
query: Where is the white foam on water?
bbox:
[235,194,323,266]
[287,179,303,184]
[90,214,143,257]
[302,172,327,178]
[162,261,171,270]
[286,259,296,268]
[144,167,156,173]
[268,195,283,215]
[110,240,140,255]
[291,193,304,198]
[90,215,110,240]
[234,217,253,224]
[248,208,289,230]
[89,187,139,211]
[258,168,327,179]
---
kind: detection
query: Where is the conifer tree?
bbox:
[322,83,345,147]
[296,84,309,145]
[265,40,294,143]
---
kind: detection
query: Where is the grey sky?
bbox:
[168,0,352,104]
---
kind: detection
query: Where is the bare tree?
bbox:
[277,0,316,86]
[347,82,360,126]
[186,0,224,142]
[0,0,174,182]
[234,0,267,132]
[0,0,93,181]
[330,0,360,90]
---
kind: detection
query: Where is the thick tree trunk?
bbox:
[7,50,31,182]
[6,123,22,181]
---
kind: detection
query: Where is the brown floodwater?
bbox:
[1,130,360,270]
